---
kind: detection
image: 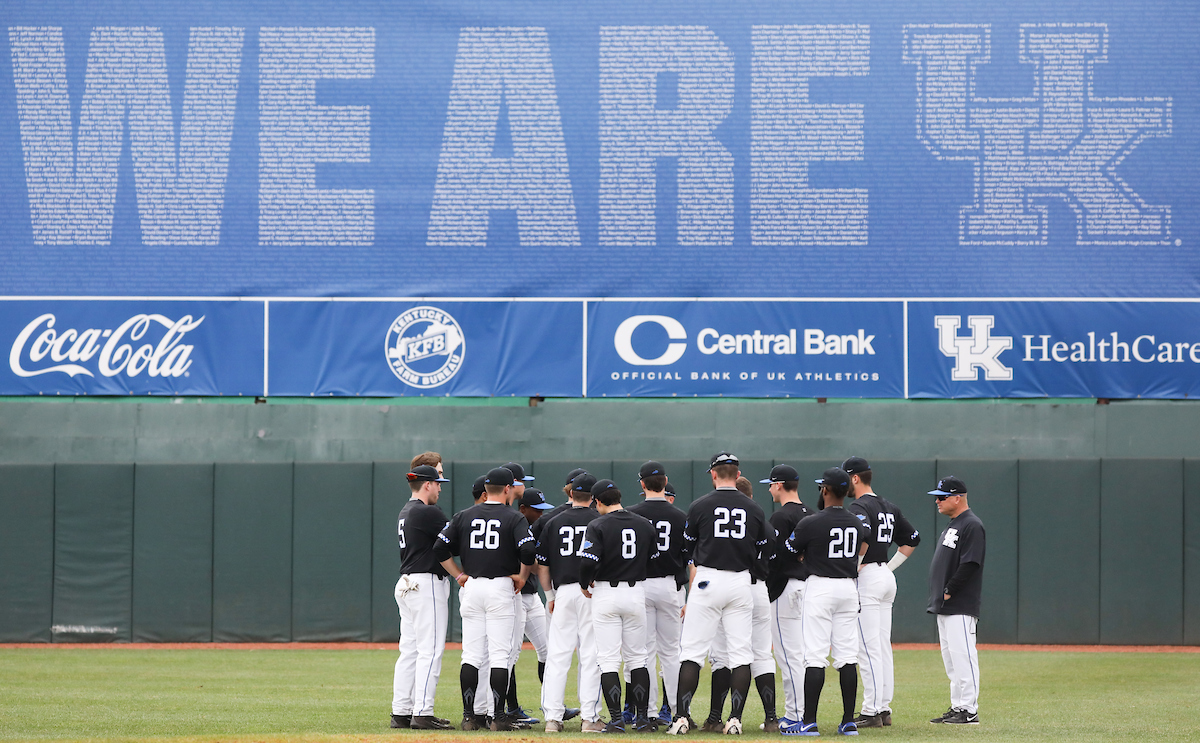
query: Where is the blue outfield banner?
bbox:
[587,301,903,398]
[0,300,264,396]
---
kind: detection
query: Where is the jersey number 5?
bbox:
[713,507,747,539]
[828,527,858,559]
[398,518,406,549]
[469,519,501,550]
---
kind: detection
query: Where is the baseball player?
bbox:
[760,464,812,733]
[667,452,771,736]
[842,457,921,728]
[390,463,453,730]
[626,461,689,725]
[926,476,985,725]
[434,467,536,731]
[578,479,660,732]
[536,473,605,733]
[497,462,545,725]
[785,467,870,736]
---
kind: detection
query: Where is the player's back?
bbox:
[398,498,449,576]
[583,510,658,583]
[537,505,600,588]
[627,498,688,581]
[439,501,533,577]
[766,500,812,598]
[787,508,870,579]
[848,492,921,564]
[685,488,769,573]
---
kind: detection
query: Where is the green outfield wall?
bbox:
[1,398,1198,645]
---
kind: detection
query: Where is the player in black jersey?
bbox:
[391,464,452,730]
[434,467,536,731]
[498,463,545,726]
[626,461,689,725]
[842,457,921,728]
[579,479,660,733]
[536,479,604,732]
[760,464,813,733]
[667,452,771,736]
[785,467,871,737]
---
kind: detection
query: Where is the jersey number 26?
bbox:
[469,519,501,550]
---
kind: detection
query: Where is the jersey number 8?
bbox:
[622,528,637,559]
[469,519,501,550]
[828,526,858,559]
[713,507,747,539]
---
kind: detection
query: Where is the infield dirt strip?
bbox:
[2,642,1197,652]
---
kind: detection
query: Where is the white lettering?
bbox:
[9,313,203,380]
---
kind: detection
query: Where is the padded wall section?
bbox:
[132,464,214,641]
[937,460,1019,643]
[1019,460,1100,644]
[0,465,55,641]
[1186,460,1200,645]
[870,460,937,643]
[53,464,134,642]
[292,463,373,641]
[1100,459,1183,644]
[373,462,408,642]
[213,463,293,641]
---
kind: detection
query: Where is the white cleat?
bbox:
[724,717,743,735]
[667,716,691,735]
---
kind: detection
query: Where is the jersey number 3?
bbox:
[469,519,501,550]
[828,527,858,559]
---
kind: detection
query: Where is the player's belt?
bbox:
[608,580,638,588]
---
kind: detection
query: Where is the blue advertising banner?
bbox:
[267,301,582,397]
[587,301,904,398]
[0,300,263,395]
[908,301,1200,399]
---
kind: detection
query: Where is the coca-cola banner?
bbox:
[0,300,264,396]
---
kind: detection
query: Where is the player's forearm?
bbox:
[537,564,552,592]
[944,561,980,596]
[439,558,464,581]
[898,545,916,557]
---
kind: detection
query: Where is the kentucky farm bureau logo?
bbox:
[385,306,464,388]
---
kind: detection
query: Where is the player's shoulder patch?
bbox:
[855,513,867,522]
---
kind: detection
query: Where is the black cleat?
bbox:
[565,707,582,721]
[491,713,525,732]
[634,717,659,732]
[389,714,411,729]
[929,708,956,724]
[853,713,883,728]
[943,709,979,725]
[411,715,452,730]
[880,710,892,727]
[602,720,627,733]
[460,713,487,730]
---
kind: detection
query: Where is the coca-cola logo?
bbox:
[9,313,204,379]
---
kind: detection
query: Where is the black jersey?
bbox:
[927,508,986,617]
[535,505,600,588]
[683,488,771,573]
[847,492,921,564]
[522,510,555,595]
[532,502,571,544]
[766,500,813,600]
[433,501,536,578]
[578,509,659,585]
[398,497,450,577]
[786,507,871,579]
[627,497,689,585]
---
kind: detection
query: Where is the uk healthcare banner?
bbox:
[908,301,1200,399]
[0,300,264,396]
[587,301,904,398]
[267,301,582,397]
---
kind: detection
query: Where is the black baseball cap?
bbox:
[815,467,851,497]
[519,488,554,510]
[709,451,739,470]
[407,464,449,483]
[592,478,620,501]
[929,476,968,496]
[841,457,871,476]
[565,467,587,485]
[639,461,667,480]
[502,462,535,482]
[664,482,676,496]
[760,464,799,484]
[484,467,515,486]
[472,475,486,500]
[569,472,598,494]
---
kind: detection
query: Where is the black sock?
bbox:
[707,667,732,722]
[729,665,751,721]
[625,682,634,711]
[676,660,701,719]
[538,660,545,683]
[839,664,858,724]
[506,667,519,710]
[756,673,777,720]
[802,667,825,725]
[602,671,623,722]
[490,667,509,719]
[630,667,651,719]
[460,664,479,716]
[662,679,670,714]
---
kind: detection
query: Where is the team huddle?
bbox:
[391,452,986,735]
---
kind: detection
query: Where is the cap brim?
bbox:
[435,476,450,482]
[522,475,536,481]
[758,477,775,484]
[814,478,826,485]
[928,489,953,495]
[531,502,554,509]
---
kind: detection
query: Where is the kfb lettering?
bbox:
[9,313,203,379]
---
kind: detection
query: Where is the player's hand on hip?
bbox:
[511,574,526,593]
[582,583,593,599]
[456,574,469,588]
[680,604,687,619]
[548,600,555,614]
[943,593,951,601]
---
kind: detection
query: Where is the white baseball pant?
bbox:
[800,575,858,669]
[937,614,980,714]
[591,582,649,673]
[856,563,897,715]
[541,583,603,723]
[510,592,549,667]
[460,577,518,671]
[679,567,753,668]
[392,573,450,716]
[709,580,774,678]
[643,576,684,713]
[770,578,806,722]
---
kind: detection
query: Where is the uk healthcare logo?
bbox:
[935,315,1013,381]
[385,306,464,388]
[905,23,1171,246]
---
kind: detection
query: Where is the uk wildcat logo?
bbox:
[385,306,465,388]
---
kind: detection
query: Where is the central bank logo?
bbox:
[935,315,1013,381]
[905,23,1171,246]
[386,306,464,388]
[614,316,688,366]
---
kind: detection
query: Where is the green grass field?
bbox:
[1,647,1197,742]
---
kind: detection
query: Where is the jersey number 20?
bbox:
[713,507,747,539]
[469,519,501,550]
[828,527,858,558]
